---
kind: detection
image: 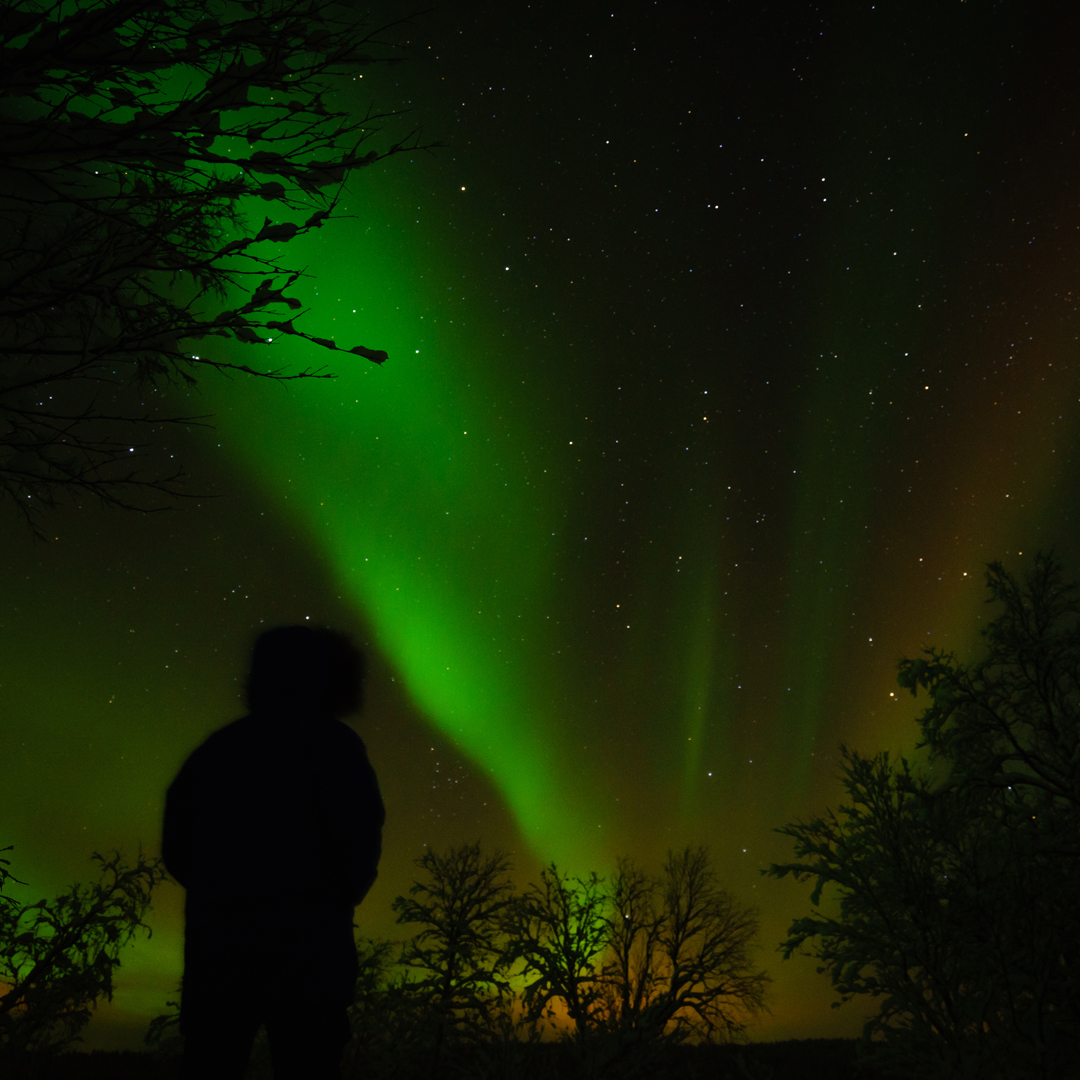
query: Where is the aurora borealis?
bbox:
[4,0,1080,1051]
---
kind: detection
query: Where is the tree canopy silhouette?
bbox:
[1,838,770,1078]
[503,861,611,1042]
[387,841,770,1075]
[502,846,771,1067]
[600,848,772,1046]
[0,846,164,1074]
[392,841,518,1074]
[764,553,1080,1080]
[0,0,436,534]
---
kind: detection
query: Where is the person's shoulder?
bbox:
[320,716,370,755]
[187,711,368,762]
[168,716,252,788]
[195,714,257,749]
[182,713,270,765]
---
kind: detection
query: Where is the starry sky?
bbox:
[4,0,1080,1053]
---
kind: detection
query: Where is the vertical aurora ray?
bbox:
[677,555,720,823]
[778,343,884,796]
[775,85,957,796]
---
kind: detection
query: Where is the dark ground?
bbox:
[13,1038,893,1079]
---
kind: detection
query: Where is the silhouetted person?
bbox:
[162,625,385,1079]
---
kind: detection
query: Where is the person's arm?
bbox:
[316,729,385,907]
[161,755,198,890]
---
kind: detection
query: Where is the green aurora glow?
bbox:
[4,0,1080,1052]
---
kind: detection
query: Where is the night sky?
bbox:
[4,0,1080,1052]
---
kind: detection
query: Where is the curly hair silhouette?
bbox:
[246,624,366,716]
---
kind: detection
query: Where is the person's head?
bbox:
[245,625,364,718]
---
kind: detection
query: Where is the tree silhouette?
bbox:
[136,841,773,1077]
[765,553,1080,1080]
[0,0,437,534]
[501,849,770,1078]
[339,936,427,1080]
[0,846,25,918]
[0,846,165,1075]
[391,841,517,1076]
[502,850,771,1051]
[142,979,183,1064]
[502,862,611,1042]
[603,848,772,1045]
[603,855,665,1035]
[898,554,1080,852]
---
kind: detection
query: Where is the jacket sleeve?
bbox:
[314,727,386,908]
[161,752,199,891]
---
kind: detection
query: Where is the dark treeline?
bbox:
[1,840,847,1080]
[146,843,776,1079]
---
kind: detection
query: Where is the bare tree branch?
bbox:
[0,0,441,530]
[0,846,166,1070]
